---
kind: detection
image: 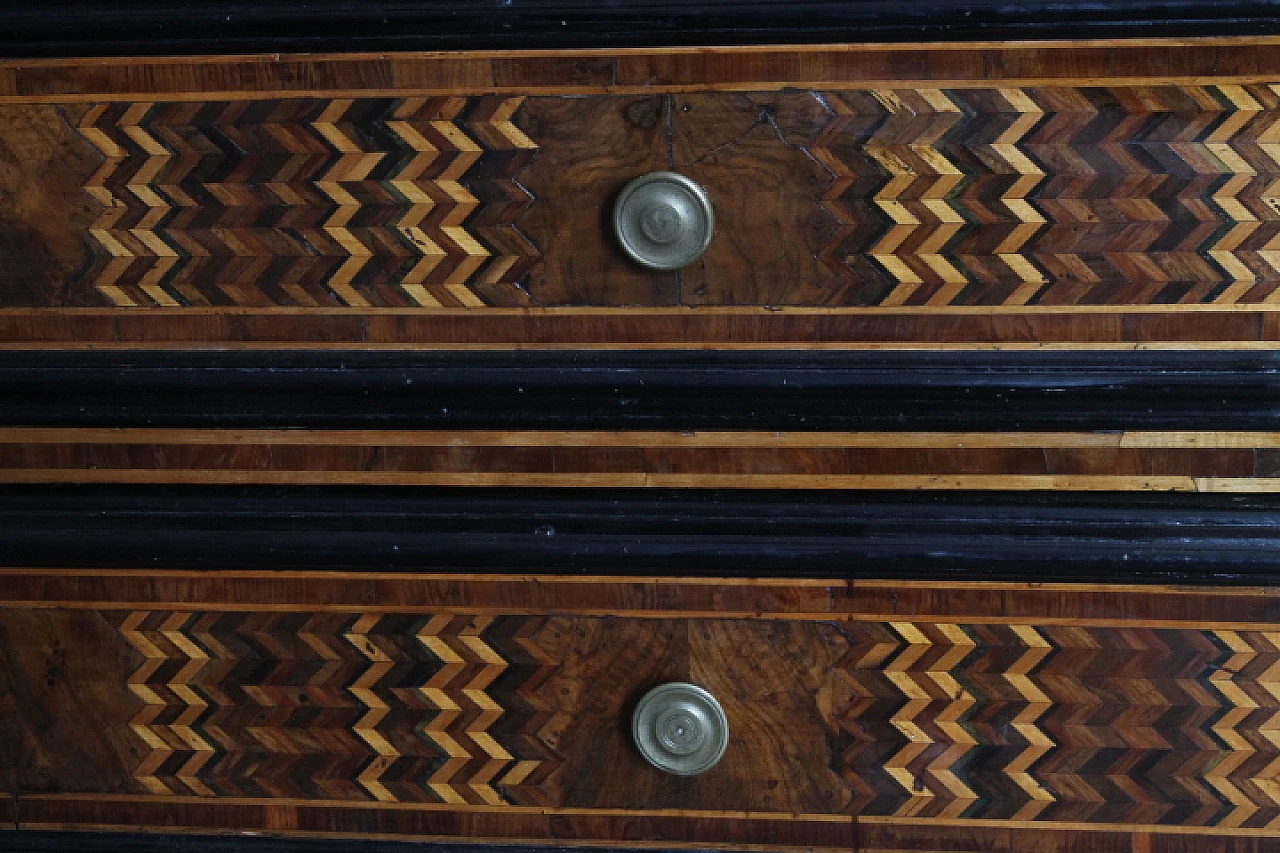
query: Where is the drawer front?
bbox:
[4,571,1280,850]
[4,41,1280,349]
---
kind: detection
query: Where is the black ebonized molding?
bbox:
[2,485,1279,584]
[2,0,1278,57]
[0,350,1277,431]
[0,831,623,853]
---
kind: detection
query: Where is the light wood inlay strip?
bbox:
[857,815,1280,837]
[0,469,1221,490]
[2,568,1273,595]
[10,831,829,853]
[1,571,1274,626]
[5,429,1280,448]
[7,305,1280,315]
[5,600,1278,630]
[18,793,848,821]
[12,343,1280,351]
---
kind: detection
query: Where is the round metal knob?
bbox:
[632,682,728,776]
[613,172,714,270]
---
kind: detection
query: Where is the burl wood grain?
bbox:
[521,617,852,814]
[0,609,143,795]
[516,95,678,306]
[0,104,100,307]
[674,92,844,306]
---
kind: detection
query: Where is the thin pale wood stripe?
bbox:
[5,600,1277,630]
[11,342,1280,351]
[858,815,1280,837]
[4,429,1280,448]
[7,568,1276,596]
[7,304,1280,315]
[0,469,1231,490]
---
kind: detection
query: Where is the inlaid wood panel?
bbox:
[37,83,1280,310]
[5,41,1280,347]
[4,573,1280,848]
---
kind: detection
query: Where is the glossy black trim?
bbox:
[0,350,1277,431]
[2,485,1279,584]
[2,1,1278,57]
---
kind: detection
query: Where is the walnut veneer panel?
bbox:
[4,572,1280,849]
[5,41,1280,347]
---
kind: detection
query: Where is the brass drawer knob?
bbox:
[632,682,728,776]
[613,172,714,270]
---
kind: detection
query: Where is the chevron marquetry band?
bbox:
[103,604,1280,829]
[78,98,538,308]
[117,610,557,805]
[67,84,1280,310]
[813,84,1280,307]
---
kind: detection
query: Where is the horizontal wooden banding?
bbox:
[13,428,1280,448]
[1,570,1276,626]
[15,823,1276,852]
[2,309,1280,348]
[3,41,1280,102]
[0,437,1277,489]
[12,799,852,851]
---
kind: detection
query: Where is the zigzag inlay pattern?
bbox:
[113,609,1280,825]
[813,84,1280,305]
[117,611,556,803]
[829,620,1280,827]
[78,98,539,308]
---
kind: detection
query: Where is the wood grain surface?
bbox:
[517,95,677,306]
[0,104,99,306]
[3,573,1280,849]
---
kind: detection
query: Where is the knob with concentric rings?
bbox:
[632,682,729,776]
[613,172,715,271]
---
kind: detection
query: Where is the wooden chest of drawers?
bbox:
[3,23,1280,853]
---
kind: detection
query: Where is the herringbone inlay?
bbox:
[111,607,1280,826]
[70,86,1280,311]
[117,611,559,804]
[813,84,1280,306]
[78,98,539,308]
[830,620,1280,827]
